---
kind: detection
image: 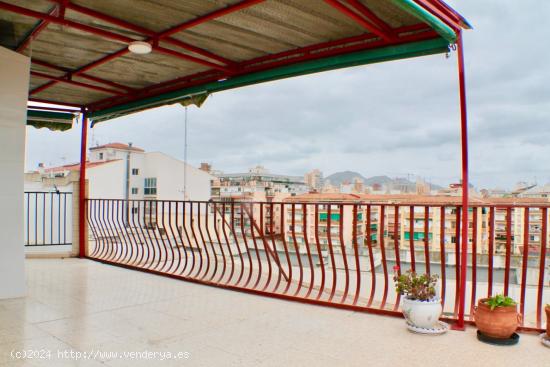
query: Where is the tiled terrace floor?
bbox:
[0,259,547,366]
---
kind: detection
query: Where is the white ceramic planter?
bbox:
[402,297,442,329]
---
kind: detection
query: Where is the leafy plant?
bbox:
[484,294,516,310]
[393,270,438,301]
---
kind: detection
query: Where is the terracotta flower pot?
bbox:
[546,305,550,337]
[474,298,520,339]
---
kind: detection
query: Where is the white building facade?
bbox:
[28,143,214,202]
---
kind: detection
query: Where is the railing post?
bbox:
[452,31,469,331]
[78,111,89,258]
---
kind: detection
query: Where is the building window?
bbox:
[99,152,103,160]
[131,187,138,195]
[132,168,139,175]
[144,178,157,195]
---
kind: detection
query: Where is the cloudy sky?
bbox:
[26,0,550,190]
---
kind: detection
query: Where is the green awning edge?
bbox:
[390,0,457,43]
[90,37,450,123]
[90,92,209,127]
[27,109,75,132]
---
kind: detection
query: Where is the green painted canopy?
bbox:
[27,110,76,131]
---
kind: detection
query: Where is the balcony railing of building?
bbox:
[25,191,73,246]
[85,199,550,332]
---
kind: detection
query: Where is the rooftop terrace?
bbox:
[1,258,546,366]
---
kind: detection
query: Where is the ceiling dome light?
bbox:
[128,41,152,54]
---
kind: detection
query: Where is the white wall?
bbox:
[87,160,126,199]
[0,47,29,299]
[143,152,213,201]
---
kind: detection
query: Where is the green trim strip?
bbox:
[390,0,457,43]
[27,110,75,132]
[90,37,450,123]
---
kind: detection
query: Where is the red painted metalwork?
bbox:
[16,5,59,52]
[324,0,394,42]
[504,207,512,295]
[469,207,478,320]
[425,0,465,25]
[379,205,389,309]
[423,206,431,275]
[415,0,462,32]
[22,0,261,96]
[453,206,461,317]
[351,204,361,306]
[156,0,265,39]
[343,0,396,41]
[31,59,135,93]
[536,208,547,329]
[393,205,401,311]
[487,206,495,297]
[439,206,446,309]
[452,31,469,331]
[30,71,125,96]
[85,199,550,332]
[409,205,416,271]
[1,0,235,96]
[89,26,439,112]
[78,112,88,258]
[30,48,132,96]
[520,207,529,324]
[46,0,234,66]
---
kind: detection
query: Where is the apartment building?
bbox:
[28,143,214,201]
[304,169,323,191]
[281,193,366,253]
[281,193,550,257]
[210,166,308,236]
[26,143,215,232]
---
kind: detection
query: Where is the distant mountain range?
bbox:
[324,171,442,190]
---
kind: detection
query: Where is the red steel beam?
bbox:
[3,0,241,97]
[241,23,428,67]
[31,59,135,93]
[31,71,125,95]
[414,0,462,32]
[343,0,396,40]
[156,0,265,39]
[451,32,469,331]
[0,1,231,72]
[426,0,463,23]
[88,26,437,111]
[47,0,234,66]
[79,112,89,258]
[323,0,394,42]
[16,5,59,52]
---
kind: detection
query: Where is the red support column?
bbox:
[78,112,88,258]
[451,32,469,331]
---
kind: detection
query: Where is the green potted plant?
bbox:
[474,294,520,339]
[394,269,441,329]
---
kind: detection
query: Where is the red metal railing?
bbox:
[86,199,550,331]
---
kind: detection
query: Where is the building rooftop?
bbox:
[3,258,545,366]
[284,193,550,205]
[89,142,145,152]
[41,159,120,174]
